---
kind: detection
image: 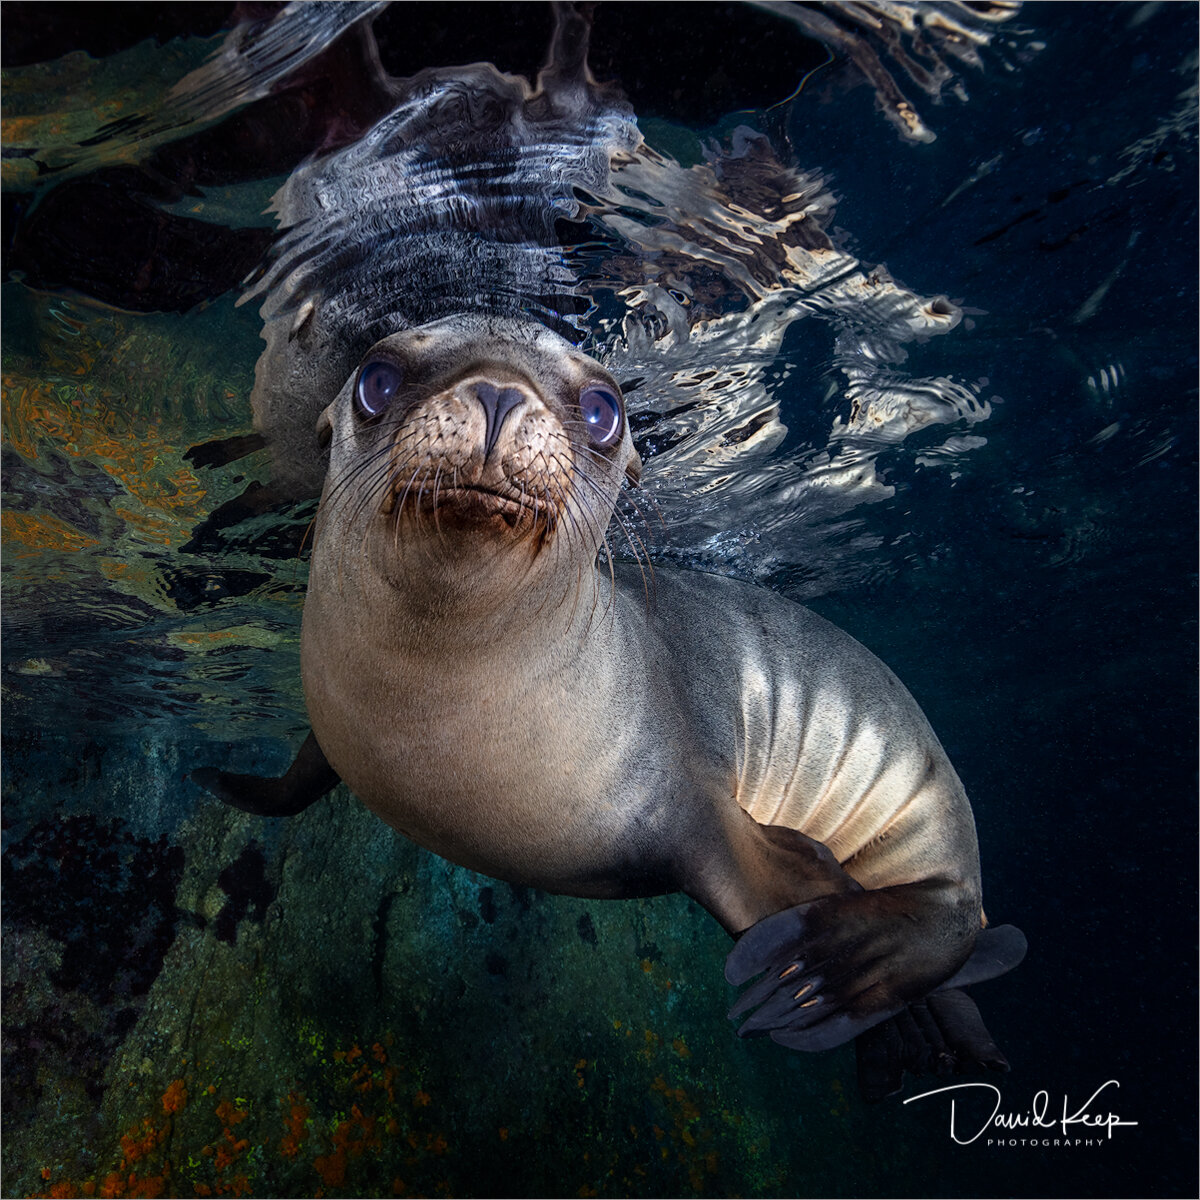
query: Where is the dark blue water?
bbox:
[2,3,1196,1197]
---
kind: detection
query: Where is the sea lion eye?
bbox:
[579,384,623,447]
[356,361,403,418]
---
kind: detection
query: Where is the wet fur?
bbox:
[299,316,1016,1055]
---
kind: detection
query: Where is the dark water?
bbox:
[2,3,1196,1198]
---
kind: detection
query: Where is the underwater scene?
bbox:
[1,2,1196,1198]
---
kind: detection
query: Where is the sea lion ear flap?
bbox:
[316,404,334,450]
[625,448,643,487]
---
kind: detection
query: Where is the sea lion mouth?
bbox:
[381,480,553,532]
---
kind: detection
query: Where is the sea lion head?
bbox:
[313,314,642,606]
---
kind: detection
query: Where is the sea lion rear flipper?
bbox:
[192,731,340,817]
[855,987,1012,1103]
[725,883,1012,1054]
[853,924,1027,1101]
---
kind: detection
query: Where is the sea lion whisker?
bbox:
[526,481,542,547]
[322,451,387,521]
[566,551,587,630]
[323,434,413,522]
[337,459,395,529]
[564,455,659,560]
[565,465,636,567]
[395,460,430,522]
[385,464,439,574]
[528,445,570,543]
[333,455,406,589]
[322,416,414,492]
[339,464,400,565]
[616,511,656,612]
[555,483,599,618]
[392,463,428,560]
[550,458,616,623]
[584,475,652,581]
[599,530,617,624]
[343,449,432,587]
[614,484,662,542]
[553,473,608,568]
[431,464,447,544]
[299,510,321,558]
[526,475,582,623]
[530,466,596,624]
[414,471,433,540]
[558,430,629,464]
[598,492,651,580]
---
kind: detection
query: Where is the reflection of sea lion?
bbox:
[199,311,1025,1100]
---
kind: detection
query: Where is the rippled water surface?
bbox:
[2,3,1196,1198]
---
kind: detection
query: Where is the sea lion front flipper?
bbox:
[725,881,984,1053]
[935,923,1027,991]
[855,987,1012,1103]
[192,731,340,817]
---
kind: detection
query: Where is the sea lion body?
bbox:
[304,555,978,932]
[250,313,1024,1081]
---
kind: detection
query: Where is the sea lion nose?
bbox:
[473,381,527,459]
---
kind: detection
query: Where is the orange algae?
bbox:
[57,1120,175,1200]
[1,511,99,556]
[214,1099,248,1128]
[161,1079,188,1115]
[118,1119,163,1165]
[32,1034,464,1199]
[313,1103,384,1191]
[279,1092,312,1160]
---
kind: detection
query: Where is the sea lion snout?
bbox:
[382,372,574,528]
[441,371,562,477]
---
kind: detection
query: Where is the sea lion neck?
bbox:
[308,524,615,665]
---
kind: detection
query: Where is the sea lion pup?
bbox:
[197,311,1025,1101]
